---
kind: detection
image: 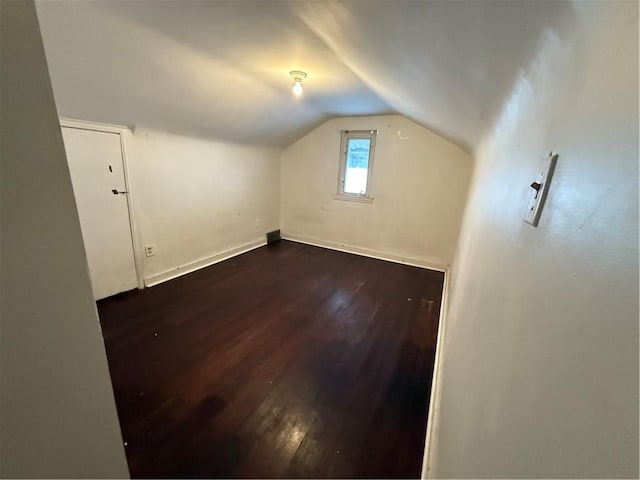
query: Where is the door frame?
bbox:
[60,117,144,291]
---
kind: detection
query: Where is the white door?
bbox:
[62,127,138,300]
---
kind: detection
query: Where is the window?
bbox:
[335,130,377,202]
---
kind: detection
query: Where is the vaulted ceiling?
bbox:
[35,1,574,151]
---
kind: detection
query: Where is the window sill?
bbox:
[332,194,374,204]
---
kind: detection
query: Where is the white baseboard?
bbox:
[421,268,450,478]
[144,238,266,287]
[281,233,448,272]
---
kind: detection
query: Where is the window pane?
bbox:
[344,138,371,194]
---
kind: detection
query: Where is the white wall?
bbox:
[281,115,472,269]
[127,129,281,284]
[432,2,638,478]
[0,1,129,477]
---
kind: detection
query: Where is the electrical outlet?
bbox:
[145,244,156,257]
[525,152,558,227]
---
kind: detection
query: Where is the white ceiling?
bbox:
[35,1,574,151]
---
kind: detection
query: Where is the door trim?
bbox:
[60,118,144,291]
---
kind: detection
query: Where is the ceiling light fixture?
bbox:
[290,71,307,96]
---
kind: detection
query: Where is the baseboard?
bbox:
[281,233,448,272]
[421,268,450,478]
[144,238,267,287]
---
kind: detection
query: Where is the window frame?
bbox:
[334,129,377,203]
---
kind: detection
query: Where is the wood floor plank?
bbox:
[97,240,444,478]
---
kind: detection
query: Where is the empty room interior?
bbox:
[1,0,638,478]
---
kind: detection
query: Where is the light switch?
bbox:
[525,152,558,227]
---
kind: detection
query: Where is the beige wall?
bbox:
[127,129,281,284]
[0,1,129,477]
[281,115,472,269]
[432,2,638,478]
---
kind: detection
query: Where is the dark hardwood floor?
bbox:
[97,240,444,478]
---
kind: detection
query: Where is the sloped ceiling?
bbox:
[35,1,574,151]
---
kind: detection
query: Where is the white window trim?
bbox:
[335,130,377,203]
[332,193,374,204]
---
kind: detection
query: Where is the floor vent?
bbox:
[266,229,281,245]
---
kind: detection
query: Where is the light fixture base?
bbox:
[289,70,307,82]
